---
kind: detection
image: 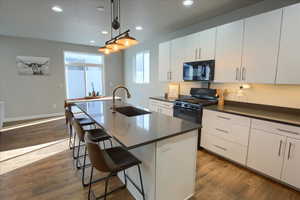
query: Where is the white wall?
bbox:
[124,0,300,109]
[0,35,124,121]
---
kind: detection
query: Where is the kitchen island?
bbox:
[76,100,200,200]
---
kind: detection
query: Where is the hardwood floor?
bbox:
[1,118,300,200]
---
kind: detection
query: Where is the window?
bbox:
[64,52,104,99]
[135,50,150,84]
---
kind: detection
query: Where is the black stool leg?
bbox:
[68,123,73,149]
[104,173,112,200]
[76,140,81,169]
[123,170,127,186]
[138,165,145,200]
[72,135,77,159]
[82,146,87,186]
[88,167,94,200]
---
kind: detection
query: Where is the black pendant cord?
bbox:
[118,0,121,35]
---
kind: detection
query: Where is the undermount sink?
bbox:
[114,106,151,117]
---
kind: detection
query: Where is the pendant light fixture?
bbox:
[98,0,138,55]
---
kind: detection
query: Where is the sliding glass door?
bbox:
[64,52,104,99]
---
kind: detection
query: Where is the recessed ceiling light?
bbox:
[135,26,143,31]
[52,6,63,12]
[97,6,105,11]
[101,30,108,35]
[182,0,194,7]
[90,40,95,43]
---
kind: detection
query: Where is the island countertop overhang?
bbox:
[75,100,201,149]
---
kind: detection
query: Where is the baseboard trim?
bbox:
[4,112,64,122]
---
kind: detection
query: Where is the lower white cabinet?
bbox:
[282,137,300,189]
[247,129,286,179]
[201,109,250,165]
[202,109,300,190]
[149,99,173,117]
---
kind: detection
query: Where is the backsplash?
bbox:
[177,82,300,109]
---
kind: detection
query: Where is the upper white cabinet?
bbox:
[276,3,300,84]
[171,37,186,82]
[184,28,216,62]
[215,20,244,83]
[158,41,171,82]
[282,137,300,189]
[242,9,282,84]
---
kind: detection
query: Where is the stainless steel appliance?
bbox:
[173,88,218,149]
[183,60,215,81]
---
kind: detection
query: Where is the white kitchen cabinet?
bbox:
[184,28,216,62]
[276,3,300,84]
[215,20,244,83]
[201,109,250,165]
[170,37,186,82]
[198,28,217,61]
[247,129,286,179]
[158,41,171,82]
[149,99,173,117]
[242,9,282,83]
[282,137,300,189]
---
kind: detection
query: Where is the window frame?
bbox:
[64,51,105,99]
[134,50,150,84]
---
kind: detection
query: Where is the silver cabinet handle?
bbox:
[216,128,229,134]
[277,128,300,136]
[242,67,246,81]
[214,145,227,151]
[195,48,198,60]
[278,140,283,156]
[287,142,292,160]
[217,115,231,120]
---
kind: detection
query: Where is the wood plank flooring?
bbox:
[1,118,300,200]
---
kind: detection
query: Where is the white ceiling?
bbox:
[0,0,263,46]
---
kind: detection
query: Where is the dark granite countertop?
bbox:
[149,96,177,103]
[205,101,300,127]
[75,101,200,149]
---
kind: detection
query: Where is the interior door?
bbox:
[158,41,171,82]
[215,20,244,83]
[247,129,286,179]
[282,137,300,188]
[276,3,300,84]
[242,9,282,83]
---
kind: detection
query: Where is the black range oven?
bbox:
[173,88,218,149]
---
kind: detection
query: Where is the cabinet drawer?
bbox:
[202,122,250,146]
[252,119,300,139]
[203,109,251,127]
[201,133,248,165]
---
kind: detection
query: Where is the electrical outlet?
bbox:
[53,104,57,109]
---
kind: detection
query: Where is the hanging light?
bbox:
[98,46,112,55]
[106,40,125,51]
[116,33,139,47]
[99,0,139,55]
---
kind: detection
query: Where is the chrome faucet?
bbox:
[112,85,131,113]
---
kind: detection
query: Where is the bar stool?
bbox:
[72,118,113,187]
[65,107,95,150]
[85,134,145,200]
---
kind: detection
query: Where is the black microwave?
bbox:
[183,60,215,81]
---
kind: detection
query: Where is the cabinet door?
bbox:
[184,33,198,62]
[171,37,186,82]
[198,28,216,61]
[247,129,285,179]
[277,3,300,84]
[282,137,300,188]
[242,9,282,83]
[215,20,244,83]
[158,41,171,82]
[149,100,159,112]
[159,107,173,117]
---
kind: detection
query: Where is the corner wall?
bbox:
[0,35,124,121]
